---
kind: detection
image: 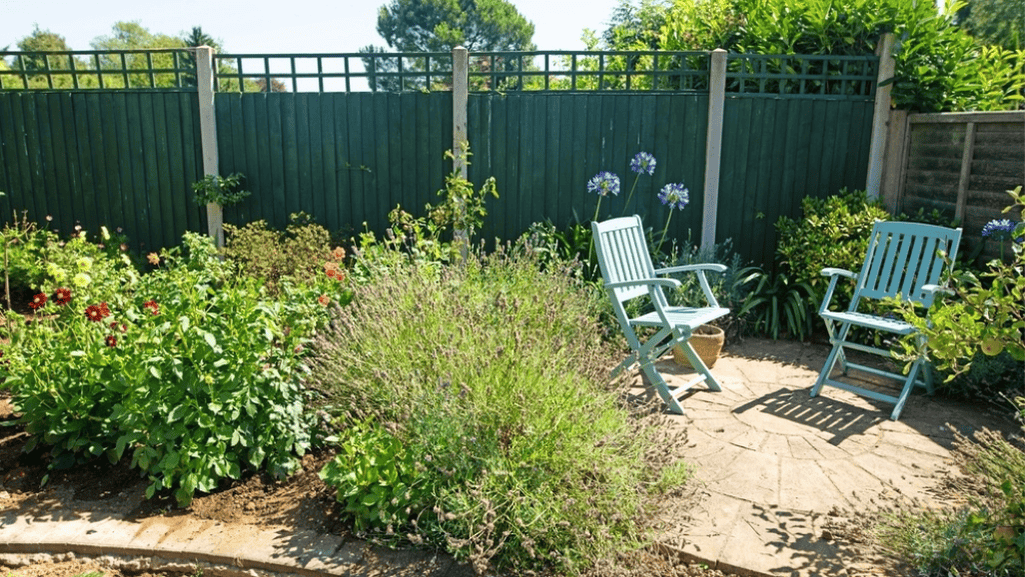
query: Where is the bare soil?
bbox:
[0,391,749,577]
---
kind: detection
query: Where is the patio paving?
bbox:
[640,337,1021,577]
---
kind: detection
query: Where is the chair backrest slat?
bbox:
[592,216,659,306]
[853,221,961,309]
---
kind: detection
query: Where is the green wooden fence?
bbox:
[0,90,205,253]
[215,91,453,236]
[0,48,878,267]
[469,92,710,244]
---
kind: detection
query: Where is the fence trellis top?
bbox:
[3,49,879,98]
[0,49,198,91]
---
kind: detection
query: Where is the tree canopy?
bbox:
[374,0,536,52]
[960,0,1024,50]
[591,0,1024,112]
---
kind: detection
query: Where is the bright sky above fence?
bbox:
[0,0,621,54]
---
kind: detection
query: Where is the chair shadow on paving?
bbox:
[730,386,885,446]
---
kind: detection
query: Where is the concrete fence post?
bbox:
[866,33,896,200]
[195,45,223,248]
[701,49,727,251]
[452,46,469,260]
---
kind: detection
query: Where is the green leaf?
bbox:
[149,366,162,379]
[179,316,191,332]
[168,404,186,423]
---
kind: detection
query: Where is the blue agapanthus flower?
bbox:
[658,182,689,211]
[630,152,656,176]
[587,171,621,197]
[981,219,1022,241]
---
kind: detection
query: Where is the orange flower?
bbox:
[324,261,338,272]
[332,246,346,260]
[326,268,336,279]
[147,253,160,265]
[318,294,330,307]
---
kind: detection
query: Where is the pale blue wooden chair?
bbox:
[592,215,729,414]
[810,221,962,420]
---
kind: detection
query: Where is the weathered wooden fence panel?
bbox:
[468,92,709,245]
[0,91,205,252]
[214,91,453,237]
[887,111,1025,262]
[716,96,875,266]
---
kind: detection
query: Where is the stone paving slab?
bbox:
[0,514,473,577]
[643,338,1020,577]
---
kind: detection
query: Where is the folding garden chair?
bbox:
[591,215,729,414]
[810,221,962,420]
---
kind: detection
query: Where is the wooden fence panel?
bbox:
[716,95,875,267]
[215,91,453,238]
[467,92,710,247]
[0,91,204,253]
[897,111,1025,263]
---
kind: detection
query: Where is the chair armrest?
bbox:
[654,264,725,309]
[605,278,682,291]
[821,267,857,279]
[818,268,857,315]
[655,263,728,275]
[922,284,954,297]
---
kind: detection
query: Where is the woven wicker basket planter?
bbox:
[672,324,725,369]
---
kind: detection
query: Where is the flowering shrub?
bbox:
[2,232,339,506]
[222,212,337,295]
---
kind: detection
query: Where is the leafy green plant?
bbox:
[742,270,816,341]
[1,232,337,505]
[775,188,890,305]
[352,143,498,273]
[223,212,341,294]
[892,187,1025,387]
[191,172,251,206]
[319,419,432,534]
[311,245,689,574]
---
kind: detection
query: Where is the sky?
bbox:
[0,0,623,54]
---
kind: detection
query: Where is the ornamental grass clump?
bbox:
[310,246,689,574]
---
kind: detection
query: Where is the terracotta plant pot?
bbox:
[672,324,725,369]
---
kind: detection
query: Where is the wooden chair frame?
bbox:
[592,216,729,414]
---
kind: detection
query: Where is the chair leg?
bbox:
[811,321,851,397]
[639,359,686,415]
[891,359,924,420]
[674,339,723,392]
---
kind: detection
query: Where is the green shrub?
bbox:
[223,212,338,294]
[309,246,689,574]
[1,232,338,506]
[775,188,890,305]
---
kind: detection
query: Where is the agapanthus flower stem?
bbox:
[621,174,641,217]
[656,211,673,254]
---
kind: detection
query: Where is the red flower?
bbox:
[84,303,110,322]
[110,321,127,333]
[29,293,47,310]
[105,335,117,348]
[325,268,336,279]
[54,287,72,305]
[143,300,159,315]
